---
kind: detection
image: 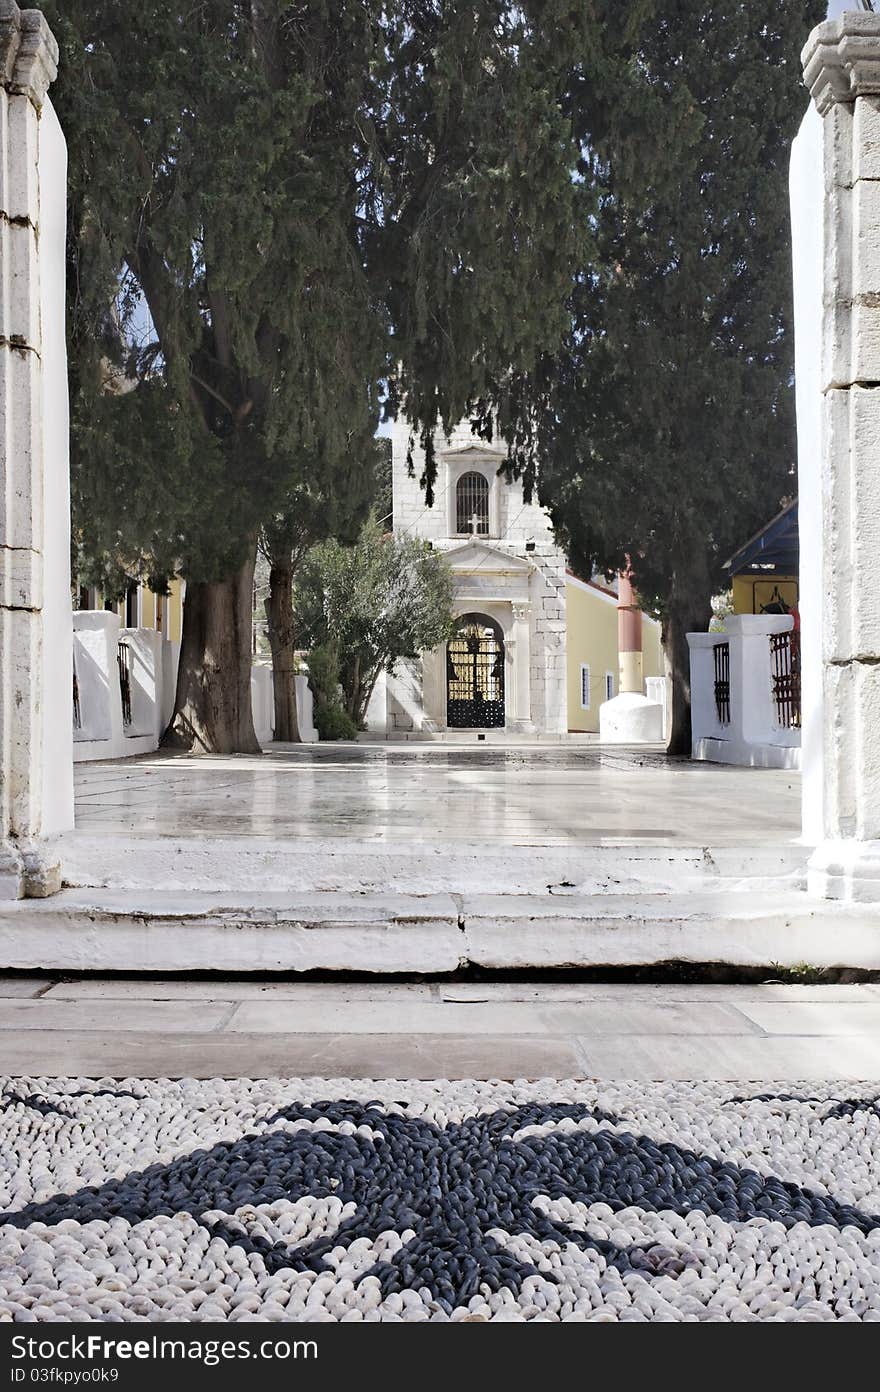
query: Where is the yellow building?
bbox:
[565,572,664,734]
[725,499,799,617]
[76,577,185,643]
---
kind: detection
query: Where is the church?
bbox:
[366,419,665,738]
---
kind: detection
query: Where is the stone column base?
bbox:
[506,719,537,735]
[807,840,880,903]
[0,840,63,900]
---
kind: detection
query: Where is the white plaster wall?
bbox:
[251,663,274,746]
[646,675,671,741]
[791,105,824,843]
[120,627,163,740]
[160,638,180,732]
[688,615,801,769]
[38,99,74,834]
[295,673,318,743]
[387,658,424,731]
[364,670,388,733]
[72,611,123,760]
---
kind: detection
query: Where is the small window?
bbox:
[580,663,590,710]
[605,672,615,701]
[456,471,489,535]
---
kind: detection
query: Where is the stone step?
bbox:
[1,885,878,973]
[57,834,809,896]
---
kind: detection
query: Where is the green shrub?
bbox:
[314,702,358,741]
[307,643,357,741]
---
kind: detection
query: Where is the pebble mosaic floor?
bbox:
[2,1077,880,1322]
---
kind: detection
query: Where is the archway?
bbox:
[446,613,506,728]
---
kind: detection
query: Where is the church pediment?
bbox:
[445,541,534,574]
[440,443,507,460]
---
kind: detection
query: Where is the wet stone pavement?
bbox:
[2,1077,880,1322]
[72,743,801,846]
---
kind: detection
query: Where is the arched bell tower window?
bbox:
[456,471,490,536]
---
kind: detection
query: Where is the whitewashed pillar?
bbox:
[508,602,534,731]
[801,12,880,899]
[0,3,71,898]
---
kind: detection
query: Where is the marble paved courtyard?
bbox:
[72,741,802,846]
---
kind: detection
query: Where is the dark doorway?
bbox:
[446,613,505,728]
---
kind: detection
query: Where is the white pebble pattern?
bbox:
[1,1077,879,1322]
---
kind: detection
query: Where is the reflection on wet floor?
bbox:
[73,742,802,847]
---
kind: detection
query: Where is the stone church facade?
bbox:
[368,418,568,735]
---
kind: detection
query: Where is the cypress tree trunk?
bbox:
[265,560,300,743]
[163,547,261,755]
[663,554,714,758]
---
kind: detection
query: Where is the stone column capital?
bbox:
[0,1,58,108]
[511,603,531,623]
[803,13,880,115]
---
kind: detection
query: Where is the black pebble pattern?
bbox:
[4,1099,879,1313]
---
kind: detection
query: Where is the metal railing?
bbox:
[117,640,132,727]
[770,629,801,729]
[72,660,81,730]
[713,642,730,725]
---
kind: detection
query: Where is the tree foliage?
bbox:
[297,516,455,727]
[49,0,604,750]
[519,0,825,751]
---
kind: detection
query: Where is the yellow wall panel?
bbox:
[565,578,664,732]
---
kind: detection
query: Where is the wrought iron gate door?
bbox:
[446,614,505,728]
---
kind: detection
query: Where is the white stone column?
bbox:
[507,602,534,731]
[802,13,880,899]
[0,3,70,898]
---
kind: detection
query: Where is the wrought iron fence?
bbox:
[770,629,801,729]
[117,640,132,727]
[713,642,730,725]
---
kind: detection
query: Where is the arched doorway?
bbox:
[446,613,505,728]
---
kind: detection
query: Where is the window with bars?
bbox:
[580,663,590,710]
[456,471,490,535]
[605,672,615,701]
[125,584,138,629]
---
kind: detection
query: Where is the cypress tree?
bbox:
[51,1,599,752]
[524,0,825,752]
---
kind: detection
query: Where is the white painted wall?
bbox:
[688,615,801,769]
[791,105,824,842]
[249,665,318,746]
[251,663,274,746]
[38,98,74,834]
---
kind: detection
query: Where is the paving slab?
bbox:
[736,1002,880,1036]
[26,979,880,1004]
[0,978,51,998]
[576,1033,880,1080]
[0,1000,230,1033]
[39,979,440,1002]
[439,982,880,1003]
[0,1032,584,1080]
[226,998,760,1037]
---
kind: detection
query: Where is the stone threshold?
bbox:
[57,833,809,895]
[1,886,879,973]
